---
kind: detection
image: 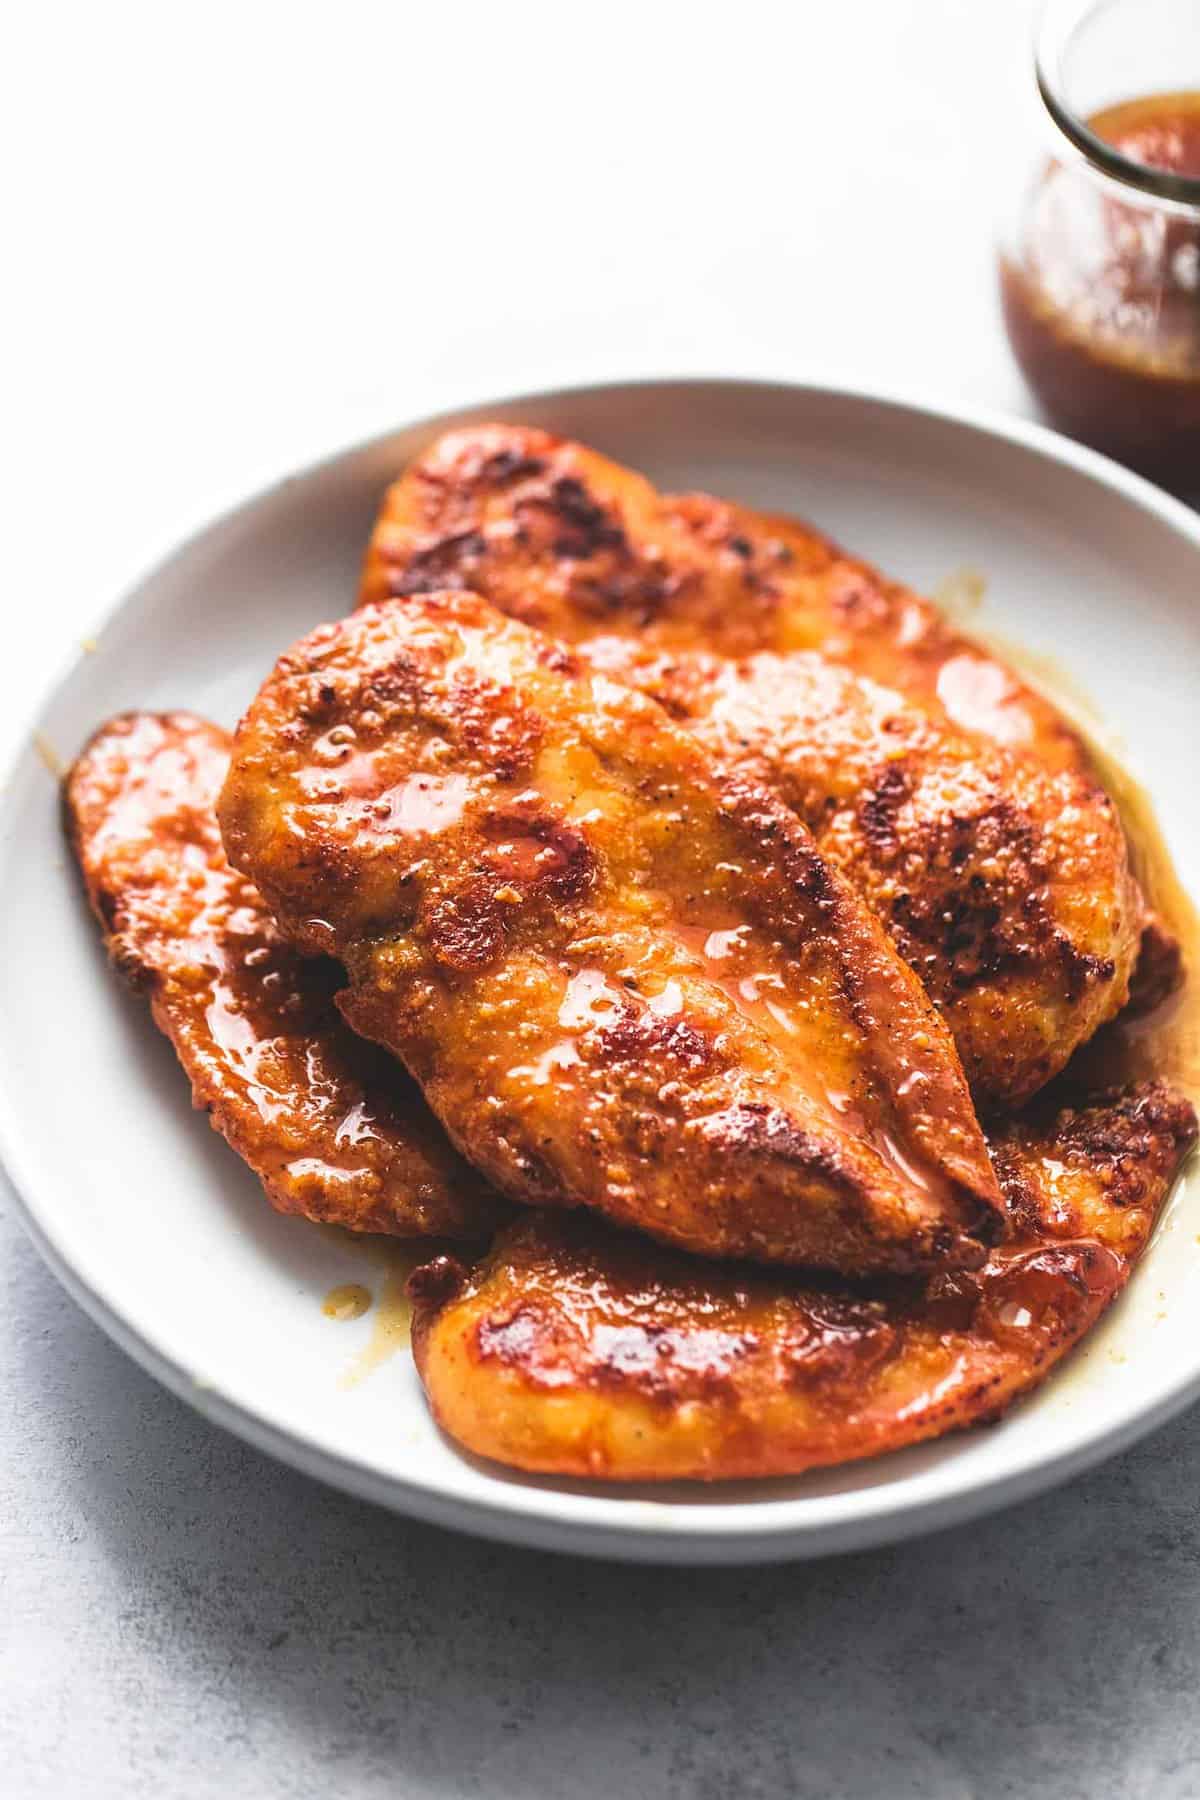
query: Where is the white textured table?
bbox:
[6,5,1200,1795]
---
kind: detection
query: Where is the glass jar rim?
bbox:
[1036,0,1200,209]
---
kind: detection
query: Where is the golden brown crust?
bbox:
[65,711,503,1238]
[409,1083,1197,1482]
[361,425,1146,1103]
[219,592,1005,1275]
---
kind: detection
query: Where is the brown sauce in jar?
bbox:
[1001,91,1200,486]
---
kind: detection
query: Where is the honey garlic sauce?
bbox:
[338,1254,416,1389]
[1001,91,1200,484]
[666,917,883,1133]
[322,1282,371,1321]
[320,1232,461,1389]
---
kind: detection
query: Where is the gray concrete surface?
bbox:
[5,1198,1200,1800]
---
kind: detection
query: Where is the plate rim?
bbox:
[6,372,1200,1565]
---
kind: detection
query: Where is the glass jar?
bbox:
[1000,0,1200,490]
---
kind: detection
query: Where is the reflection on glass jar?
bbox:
[1000,0,1200,490]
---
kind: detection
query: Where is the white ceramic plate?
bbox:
[4,379,1199,1564]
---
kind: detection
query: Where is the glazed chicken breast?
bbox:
[409,1082,1196,1482]
[65,712,503,1239]
[360,425,1147,1101]
[219,591,1005,1275]
[360,423,1085,767]
[582,641,1141,1104]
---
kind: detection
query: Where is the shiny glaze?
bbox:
[65,711,504,1237]
[1001,92,1200,483]
[664,920,952,1197]
[358,425,1146,1103]
[220,593,1005,1276]
[409,1083,1196,1481]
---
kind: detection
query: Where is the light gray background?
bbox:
[5,3,1200,1796]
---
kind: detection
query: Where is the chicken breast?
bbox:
[583,641,1141,1104]
[360,424,1147,1101]
[409,1082,1196,1482]
[65,711,503,1238]
[360,422,1084,766]
[219,592,1004,1275]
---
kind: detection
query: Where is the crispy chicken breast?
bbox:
[65,711,503,1238]
[360,425,1146,1101]
[219,592,1004,1275]
[409,1082,1196,1482]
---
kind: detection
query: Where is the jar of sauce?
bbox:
[1000,0,1200,490]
